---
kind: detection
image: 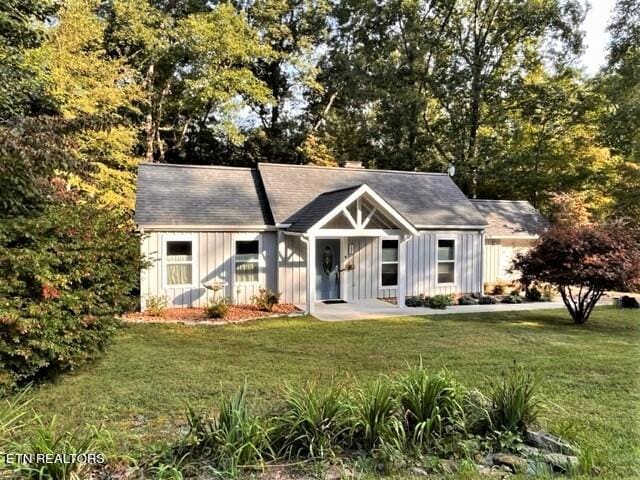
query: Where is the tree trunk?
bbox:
[559,285,604,325]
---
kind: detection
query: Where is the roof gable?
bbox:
[288,184,418,234]
[258,163,486,228]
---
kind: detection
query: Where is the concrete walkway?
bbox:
[307,298,575,322]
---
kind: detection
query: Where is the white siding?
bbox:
[140,231,278,310]
[483,238,533,284]
[278,233,307,305]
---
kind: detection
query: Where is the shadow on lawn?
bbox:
[414,306,638,337]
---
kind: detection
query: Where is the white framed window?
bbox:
[380,238,399,287]
[234,235,260,284]
[437,238,456,284]
[163,234,197,288]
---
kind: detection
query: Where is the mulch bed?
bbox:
[123,303,301,325]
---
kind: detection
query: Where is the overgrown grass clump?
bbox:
[154,364,544,478]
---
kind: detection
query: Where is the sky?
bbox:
[580,0,616,75]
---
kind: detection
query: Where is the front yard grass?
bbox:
[24,307,639,478]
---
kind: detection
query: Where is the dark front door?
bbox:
[316,239,340,300]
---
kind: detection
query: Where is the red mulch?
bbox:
[123,303,300,324]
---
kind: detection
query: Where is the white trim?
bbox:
[436,236,457,286]
[315,228,401,238]
[233,233,263,290]
[415,224,486,230]
[307,185,418,235]
[378,236,399,289]
[342,208,358,228]
[485,235,538,240]
[162,233,199,289]
[140,224,276,232]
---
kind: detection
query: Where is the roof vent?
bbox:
[344,161,363,169]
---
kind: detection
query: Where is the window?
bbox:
[235,240,259,283]
[380,239,398,286]
[166,240,194,286]
[437,239,455,284]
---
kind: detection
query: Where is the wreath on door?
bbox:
[322,246,334,275]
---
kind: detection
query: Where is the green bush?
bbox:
[397,366,463,448]
[478,295,498,305]
[9,417,111,479]
[146,295,168,316]
[204,297,230,319]
[0,200,143,393]
[272,382,347,459]
[487,365,542,434]
[457,295,477,306]
[180,383,269,476]
[251,288,281,312]
[620,295,639,309]
[347,378,404,452]
[428,295,452,309]
[501,295,523,304]
[525,287,542,302]
[405,295,426,307]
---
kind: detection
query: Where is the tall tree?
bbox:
[104,0,273,163]
[598,0,640,223]
[319,0,585,196]
[0,0,57,117]
[33,0,142,210]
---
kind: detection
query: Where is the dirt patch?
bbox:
[123,303,301,325]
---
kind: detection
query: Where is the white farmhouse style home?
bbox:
[135,162,547,314]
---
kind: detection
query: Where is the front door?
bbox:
[316,239,340,300]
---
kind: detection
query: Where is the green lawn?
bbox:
[25,307,640,478]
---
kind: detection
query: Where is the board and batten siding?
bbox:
[276,230,483,305]
[140,231,277,309]
[483,238,533,284]
[277,232,307,305]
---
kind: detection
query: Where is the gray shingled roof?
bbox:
[470,200,548,237]
[135,163,273,226]
[287,186,361,232]
[258,163,486,228]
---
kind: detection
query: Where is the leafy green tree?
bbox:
[598,0,640,224]
[319,0,585,196]
[104,0,273,163]
[33,0,142,210]
[481,67,618,215]
[0,0,57,117]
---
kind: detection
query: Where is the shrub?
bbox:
[501,295,523,304]
[10,417,111,479]
[428,295,452,309]
[525,287,542,302]
[462,389,492,435]
[0,200,143,392]
[347,378,404,452]
[492,283,506,295]
[180,383,269,476]
[1,387,32,452]
[509,288,521,297]
[487,365,542,434]
[478,296,497,305]
[457,295,477,306]
[146,295,168,316]
[513,223,640,324]
[541,285,555,302]
[620,295,640,309]
[251,288,281,312]
[405,295,426,307]
[204,297,229,319]
[397,367,463,448]
[272,383,348,459]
